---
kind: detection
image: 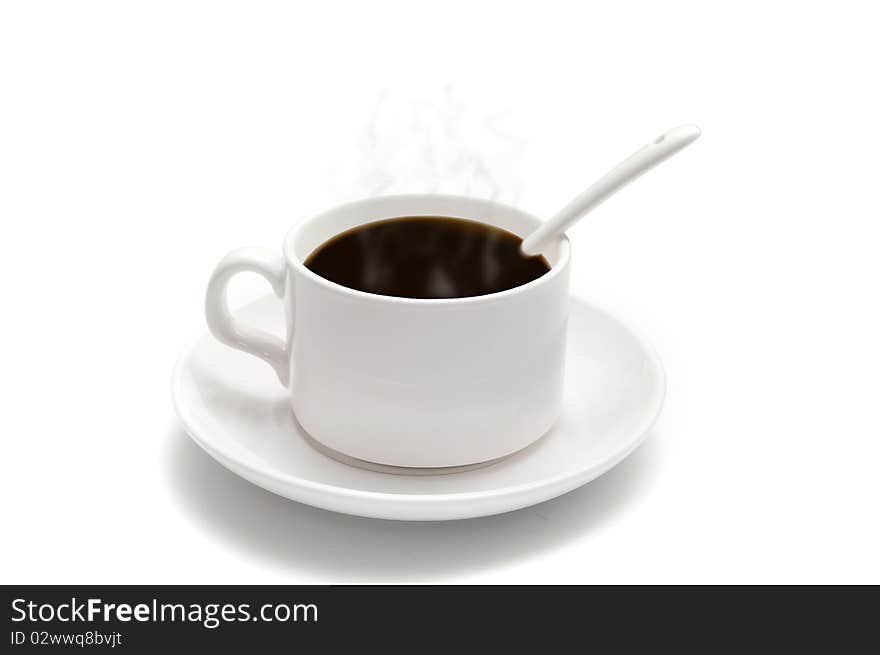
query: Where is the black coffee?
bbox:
[304,216,550,299]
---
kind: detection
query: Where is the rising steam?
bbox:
[318,88,535,298]
[324,87,527,203]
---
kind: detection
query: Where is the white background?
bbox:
[2,1,879,584]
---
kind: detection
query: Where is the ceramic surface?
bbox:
[205,195,571,467]
[173,295,664,521]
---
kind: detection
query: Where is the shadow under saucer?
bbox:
[164,423,660,582]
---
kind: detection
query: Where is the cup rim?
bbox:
[282,194,570,306]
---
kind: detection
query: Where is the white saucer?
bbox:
[171,295,665,521]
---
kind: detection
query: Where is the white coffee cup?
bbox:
[205,194,570,468]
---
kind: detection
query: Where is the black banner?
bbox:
[2,586,876,651]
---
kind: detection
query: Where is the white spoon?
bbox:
[520,124,701,256]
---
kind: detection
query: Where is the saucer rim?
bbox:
[171,294,665,506]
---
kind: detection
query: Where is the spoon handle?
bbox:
[520,124,701,256]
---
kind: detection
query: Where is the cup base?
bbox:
[297,423,510,476]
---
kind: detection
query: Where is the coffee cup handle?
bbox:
[204,247,290,387]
